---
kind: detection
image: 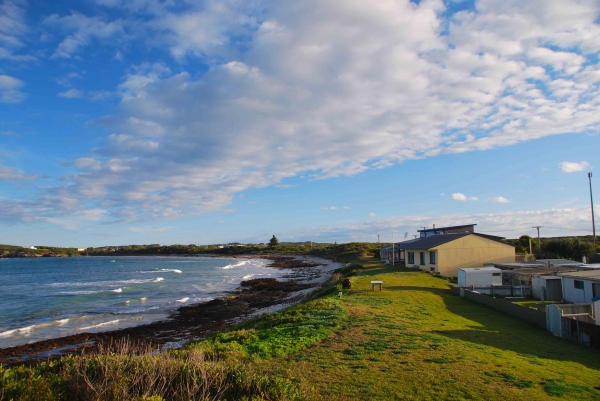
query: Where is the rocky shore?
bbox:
[0,255,340,367]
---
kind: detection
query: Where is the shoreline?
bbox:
[0,255,341,367]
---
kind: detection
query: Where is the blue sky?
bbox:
[0,0,599,247]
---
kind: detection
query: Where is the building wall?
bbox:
[406,234,514,277]
[562,277,596,304]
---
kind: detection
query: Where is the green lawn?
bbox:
[246,260,600,400]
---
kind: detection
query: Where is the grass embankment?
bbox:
[3,259,600,400]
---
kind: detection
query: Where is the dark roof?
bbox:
[399,233,471,249]
[417,224,476,233]
[400,233,511,250]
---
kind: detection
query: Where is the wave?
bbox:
[114,306,159,314]
[0,318,71,338]
[49,277,166,288]
[220,260,250,270]
[138,269,182,274]
[59,290,103,295]
[79,319,120,331]
[112,288,122,293]
[176,297,189,303]
[154,277,164,282]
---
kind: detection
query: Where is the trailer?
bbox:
[457,267,502,287]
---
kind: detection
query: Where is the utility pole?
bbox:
[532,226,543,257]
[377,234,380,244]
[589,172,596,248]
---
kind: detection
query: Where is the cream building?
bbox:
[402,232,515,277]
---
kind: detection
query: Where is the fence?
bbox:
[451,285,530,297]
[456,288,546,328]
[546,304,600,349]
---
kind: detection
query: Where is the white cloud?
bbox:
[368,212,376,217]
[322,206,337,210]
[0,163,38,181]
[343,206,350,209]
[452,193,479,201]
[44,12,126,58]
[5,0,600,224]
[58,88,84,98]
[0,0,35,61]
[492,196,511,203]
[0,74,25,103]
[282,206,597,242]
[560,161,589,173]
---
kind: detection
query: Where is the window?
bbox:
[430,267,435,272]
[429,251,436,264]
[574,280,584,290]
[492,273,501,277]
[420,252,425,265]
[408,252,414,264]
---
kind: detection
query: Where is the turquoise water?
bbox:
[0,256,279,348]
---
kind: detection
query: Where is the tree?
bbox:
[516,235,537,254]
[269,235,279,247]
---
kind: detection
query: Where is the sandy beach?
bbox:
[0,255,341,367]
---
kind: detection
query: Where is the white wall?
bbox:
[562,277,595,303]
[458,268,502,286]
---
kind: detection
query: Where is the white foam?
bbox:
[112,288,122,293]
[139,269,182,274]
[176,297,189,303]
[154,277,164,282]
[79,319,120,330]
[59,290,102,295]
[49,277,166,287]
[0,318,70,338]
[140,297,147,302]
[220,260,250,270]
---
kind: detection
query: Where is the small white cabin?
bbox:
[559,271,600,304]
[458,267,502,287]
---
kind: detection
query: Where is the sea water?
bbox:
[0,256,281,348]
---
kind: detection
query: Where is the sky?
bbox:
[0,0,599,247]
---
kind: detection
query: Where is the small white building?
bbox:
[559,271,600,304]
[531,275,563,301]
[458,267,502,287]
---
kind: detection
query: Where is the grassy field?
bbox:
[3,258,600,400]
[239,259,600,400]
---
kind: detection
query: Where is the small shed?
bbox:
[531,275,562,301]
[559,271,600,304]
[458,267,502,287]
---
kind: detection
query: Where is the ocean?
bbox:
[0,256,282,348]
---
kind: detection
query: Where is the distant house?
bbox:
[402,232,515,277]
[26,246,37,250]
[559,271,600,304]
[77,248,85,252]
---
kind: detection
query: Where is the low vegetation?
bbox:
[2,257,600,400]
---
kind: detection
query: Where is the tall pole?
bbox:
[532,226,542,257]
[589,172,596,248]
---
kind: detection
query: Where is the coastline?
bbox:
[0,255,341,367]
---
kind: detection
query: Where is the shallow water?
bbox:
[0,256,281,348]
